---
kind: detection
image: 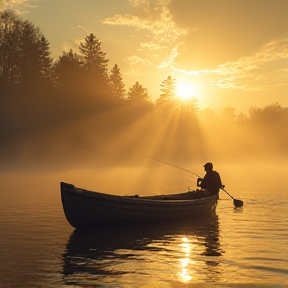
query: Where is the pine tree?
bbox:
[109,64,126,104]
[78,33,112,99]
[38,36,53,79]
[127,81,149,106]
[157,75,176,104]
[79,33,108,79]
[19,21,52,84]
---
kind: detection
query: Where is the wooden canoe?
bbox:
[61,182,218,228]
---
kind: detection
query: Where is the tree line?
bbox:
[0,10,198,110]
[0,10,287,166]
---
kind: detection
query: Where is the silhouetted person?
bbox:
[197,163,223,197]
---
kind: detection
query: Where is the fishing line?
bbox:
[142,156,201,178]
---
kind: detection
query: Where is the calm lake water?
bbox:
[0,167,288,287]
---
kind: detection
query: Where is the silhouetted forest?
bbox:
[1,11,287,169]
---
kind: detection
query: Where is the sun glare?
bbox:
[176,81,198,100]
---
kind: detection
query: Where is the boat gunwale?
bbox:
[61,182,217,205]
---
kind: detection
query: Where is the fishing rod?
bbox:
[143,156,244,207]
[142,156,201,177]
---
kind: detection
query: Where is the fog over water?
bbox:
[1,161,287,199]
[1,99,287,193]
[2,101,287,166]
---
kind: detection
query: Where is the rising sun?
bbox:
[176,81,198,100]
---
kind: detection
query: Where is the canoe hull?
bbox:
[61,182,218,228]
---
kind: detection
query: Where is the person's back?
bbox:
[197,163,222,196]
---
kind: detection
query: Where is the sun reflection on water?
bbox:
[179,237,194,282]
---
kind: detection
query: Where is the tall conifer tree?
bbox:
[127,81,149,106]
[110,64,126,104]
[79,33,108,79]
[157,75,176,104]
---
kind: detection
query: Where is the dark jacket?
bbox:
[199,170,222,195]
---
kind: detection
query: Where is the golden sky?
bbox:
[1,0,288,112]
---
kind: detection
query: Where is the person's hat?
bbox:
[204,162,213,169]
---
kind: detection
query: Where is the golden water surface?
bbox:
[0,167,288,287]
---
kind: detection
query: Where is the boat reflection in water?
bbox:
[62,212,224,285]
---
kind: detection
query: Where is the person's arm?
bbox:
[197,178,203,187]
[199,175,208,189]
[217,173,223,188]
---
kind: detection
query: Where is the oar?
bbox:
[143,156,244,208]
[221,187,243,207]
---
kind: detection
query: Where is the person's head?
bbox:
[204,162,213,172]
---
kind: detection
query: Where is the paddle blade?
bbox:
[234,199,243,208]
